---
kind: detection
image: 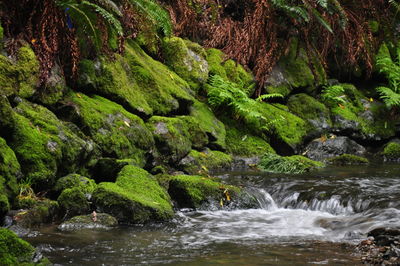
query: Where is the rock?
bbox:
[54,174,96,194]
[7,99,98,188]
[231,157,261,171]
[34,63,66,105]
[57,187,91,218]
[382,140,400,162]
[178,149,232,175]
[0,44,40,98]
[58,213,117,231]
[60,92,154,166]
[303,136,367,161]
[91,158,138,183]
[92,165,173,224]
[168,175,258,210]
[258,153,324,174]
[0,228,36,264]
[11,199,59,228]
[162,37,209,91]
[368,227,400,246]
[326,154,369,165]
[77,41,194,117]
[206,48,255,96]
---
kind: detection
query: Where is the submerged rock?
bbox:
[58,213,118,231]
[168,175,258,210]
[92,165,173,224]
[326,154,369,165]
[303,136,366,161]
[382,141,400,162]
[258,153,324,174]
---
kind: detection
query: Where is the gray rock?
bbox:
[58,213,118,231]
[303,136,366,161]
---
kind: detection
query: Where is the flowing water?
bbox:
[26,164,400,265]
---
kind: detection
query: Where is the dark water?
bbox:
[26,164,400,265]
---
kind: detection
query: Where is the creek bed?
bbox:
[26,164,400,265]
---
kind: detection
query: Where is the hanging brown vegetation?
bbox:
[164,0,393,92]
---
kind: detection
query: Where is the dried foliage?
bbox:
[164,0,393,92]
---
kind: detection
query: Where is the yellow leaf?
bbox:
[124,121,130,127]
[76,93,82,98]
[338,104,345,109]
[369,98,374,102]
[201,165,208,172]
[220,199,224,207]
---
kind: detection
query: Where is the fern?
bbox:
[82,1,123,36]
[256,93,284,102]
[321,85,346,106]
[376,86,400,108]
[131,0,172,36]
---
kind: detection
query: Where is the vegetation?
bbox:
[258,153,324,174]
[326,154,369,165]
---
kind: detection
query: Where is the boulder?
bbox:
[178,149,232,175]
[382,141,400,162]
[92,165,173,224]
[326,154,369,165]
[58,213,117,231]
[304,136,367,161]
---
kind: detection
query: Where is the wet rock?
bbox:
[58,213,118,231]
[368,227,400,246]
[326,154,369,165]
[11,199,59,228]
[178,149,232,175]
[303,136,366,161]
[382,140,400,162]
[231,157,260,171]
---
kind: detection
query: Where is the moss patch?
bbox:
[162,37,209,91]
[326,154,369,165]
[0,136,20,195]
[382,142,400,161]
[92,165,173,224]
[66,93,154,165]
[58,213,118,231]
[78,41,194,116]
[179,149,232,175]
[168,175,257,209]
[13,199,59,228]
[58,187,91,217]
[54,174,96,194]
[0,44,39,98]
[258,153,324,174]
[0,228,35,265]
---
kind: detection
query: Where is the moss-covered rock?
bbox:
[382,141,400,161]
[62,93,154,166]
[178,149,232,175]
[54,174,96,194]
[12,199,59,228]
[147,115,206,163]
[91,158,138,183]
[0,44,39,98]
[34,63,66,105]
[162,37,209,91]
[189,100,226,150]
[258,153,324,174]
[78,41,194,117]
[221,116,275,157]
[0,228,35,265]
[168,175,258,209]
[287,93,332,133]
[8,99,97,188]
[326,154,369,165]
[92,165,173,224]
[57,187,91,217]
[206,48,255,96]
[0,137,20,214]
[58,213,118,231]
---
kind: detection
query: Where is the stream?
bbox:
[26,164,400,265]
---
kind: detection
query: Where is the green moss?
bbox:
[9,100,96,187]
[223,117,275,156]
[0,228,35,265]
[78,41,194,116]
[58,187,90,217]
[54,174,96,194]
[13,199,59,227]
[265,84,291,98]
[0,137,20,196]
[287,93,332,130]
[168,175,257,209]
[69,93,154,165]
[162,37,209,91]
[369,20,379,33]
[382,142,400,160]
[0,24,3,41]
[326,154,369,165]
[189,100,226,150]
[58,213,118,231]
[92,165,173,224]
[259,153,324,174]
[179,149,232,175]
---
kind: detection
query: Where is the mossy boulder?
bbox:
[162,37,209,91]
[178,149,232,175]
[91,158,139,183]
[382,141,400,162]
[0,44,39,98]
[327,84,397,141]
[12,199,59,228]
[58,213,118,231]
[206,48,255,96]
[78,41,194,117]
[326,154,369,165]
[287,93,332,134]
[54,174,96,194]
[34,63,66,105]
[92,165,174,224]
[0,137,20,215]
[7,99,97,188]
[62,93,154,166]
[168,175,258,210]
[0,228,36,265]
[147,116,207,163]
[57,187,91,217]
[189,100,226,150]
[258,153,324,174]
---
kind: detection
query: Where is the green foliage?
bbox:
[382,142,400,160]
[321,85,346,106]
[326,154,369,165]
[0,228,35,265]
[375,43,400,108]
[256,93,284,102]
[258,153,324,174]
[131,0,172,36]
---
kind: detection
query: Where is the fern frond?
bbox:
[376,86,400,108]
[257,93,284,102]
[93,0,122,17]
[316,0,328,9]
[82,1,123,36]
[310,7,333,34]
[321,85,346,106]
[330,0,347,29]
